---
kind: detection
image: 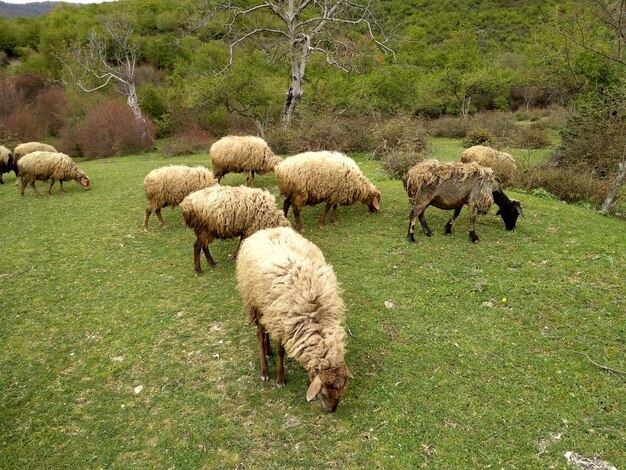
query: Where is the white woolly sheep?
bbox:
[142,165,218,232]
[179,185,290,273]
[236,226,352,413]
[460,145,518,185]
[0,145,16,184]
[17,151,89,197]
[402,159,522,243]
[275,151,381,232]
[13,142,58,172]
[210,135,282,187]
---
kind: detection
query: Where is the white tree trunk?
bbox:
[125,81,149,140]
[282,33,309,130]
[601,159,626,212]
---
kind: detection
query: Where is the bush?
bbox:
[70,101,156,159]
[463,128,494,147]
[514,162,607,205]
[371,113,429,160]
[381,149,423,179]
[34,87,67,136]
[163,124,213,157]
[2,105,46,141]
[265,112,374,154]
[516,125,551,149]
[427,116,470,138]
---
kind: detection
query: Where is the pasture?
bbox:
[0,149,624,469]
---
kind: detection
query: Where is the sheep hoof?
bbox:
[261,374,270,382]
[276,380,285,388]
[407,233,416,243]
[444,225,452,235]
[469,232,480,243]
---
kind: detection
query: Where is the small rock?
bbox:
[111,356,124,363]
[384,301,395,309]
[133,385,143,394]
[564,451,617,470]
[481,301,493,308]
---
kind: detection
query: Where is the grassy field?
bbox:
[1,148,624,469]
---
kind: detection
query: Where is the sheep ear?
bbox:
[345,366,354,379]
[514,203,525,218]
[372,194,381,211]
[306,375,322,402]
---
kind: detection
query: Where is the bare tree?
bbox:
[60,17,150,140]
[192,0,394,129]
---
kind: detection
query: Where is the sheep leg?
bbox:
[407,207,417,242]
[245,171,255,188]
[0,177,3,184]
[331,205,339,225]
[283,196,292,217]
[263,332,273,359]
[232,234,245,259]
[142,208,152,232]
[256,323,270,382]
[30,181,41,198]
[276,343,286,387]
[468,204,480,243]
[293,204,304,233]
[48,180,55,195]
[20,180,27,196]
[444,207,462,235]
[319,203,332,228]
[59,181,65,193]
[201,240,216,268]
[155,209,167,228]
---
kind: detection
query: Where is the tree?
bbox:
[191,0,394,129]
[60,16,152,141]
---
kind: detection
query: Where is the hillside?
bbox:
[0,1,56,18]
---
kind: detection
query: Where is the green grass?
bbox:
[1,151,624,469]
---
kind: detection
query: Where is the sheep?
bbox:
[236,226,352,413]
[179,185,290,273]
[209,135,282,187]
[275,151,381,232]
[0,145,16,184]
[402,159,523,243]
[17,151,90,197]
[142,165,218,232]
[13,142,58,173]
[460,145,518,185]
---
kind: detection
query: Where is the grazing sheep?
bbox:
[17,151,90,197]
[236,226,352,413]
[0,145,16,184]
[210,135,282,187]
[179,185,290,273]
[142,165,218,232]
[460,145,518,185]
[275,151,381,232]
[403,159,522,243]
[13,142,58,171]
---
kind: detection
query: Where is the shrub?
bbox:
[2,105,46,141]
[0,76,20,122]
[371,113,429,160]
[12,73,46,103]
[469,111,519,146]
[427,116,470,138]
[381,149,424,179]
[71,101,156,159]
[516,125,551,149]
[34,86,67,136]
[163,124,213,157]
[463,128,494,147]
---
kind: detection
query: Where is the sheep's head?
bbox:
[306,364,353,413]
[78,174,90,190]
[496,199,524,230]
[366,190,381,213]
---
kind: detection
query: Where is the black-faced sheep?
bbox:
[275,151,381,232]
[236,226,352,413]
[13,142,58,175]
[402,159,522,243]
[209,135,282,187]
[0,145,16,184]
[142,165,218,232]
[179,185,290,273]
[17,151,90,197]
[461,145,518,185]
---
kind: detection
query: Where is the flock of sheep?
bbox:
[1,137,523,412]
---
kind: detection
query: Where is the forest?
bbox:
[0,0,625,210]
